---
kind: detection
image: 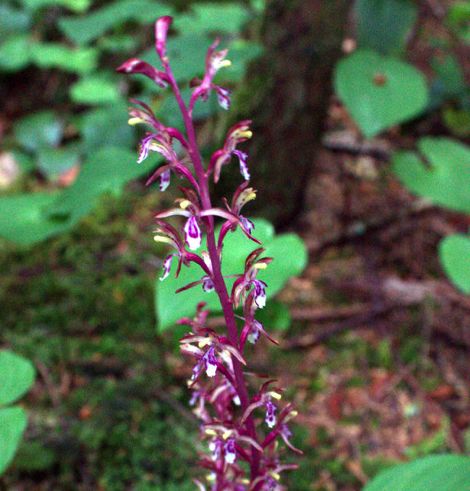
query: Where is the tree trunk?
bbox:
[221,0,351,227]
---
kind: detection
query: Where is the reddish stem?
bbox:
[163,62,261,484]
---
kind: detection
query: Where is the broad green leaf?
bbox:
[392,137,470,213]
[77,105,135,153]
[0,193,69,245]
[31,43,98,74]
[70,75,121,105]
[0,407,28,476]
[0,35,31,72]
[37,146,80,178]
[256,301,292,331]
[356,0,417,55]
[439,235,470,294]
[155,219,307,330]
[14,111,63,152]
[20,0,91,12]
[0,5,31,37]
[176,3,251,33]
[363,454,470,491]
[0,147,151,245]
[47,146,152,221]
[59,0,168,44]
[334,50,428,138]
[0,351,35,406]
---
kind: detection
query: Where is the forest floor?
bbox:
[1,121,470,490]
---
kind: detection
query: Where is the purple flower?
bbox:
[253,279,267,309]
[208,120,252,182]
[159,254,174,281]
[203,346,218,377]
[224,438,236,464]
[202,276,215,292]
[216,86,231,110]
[159,169,171,191]
[184,216,202,250]
[265,398,277,428]
[233,150,250,180]
[189,40,232,113]
[239,216,255,235]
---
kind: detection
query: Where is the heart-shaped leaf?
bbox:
[0,192,69,245]
[363,454,470,491]
[155,219,307,330]
[37,146,80,179]
[0,147,152,246]
[334,50,428,138]
[392,137,470,213]
[439,235,470,294]
[14,111,63,153]
[356,0,417,55]
[0,351,35,407]
[0,407,28,476]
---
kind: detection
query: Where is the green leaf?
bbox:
[70,75,121,105]
[363,454,470,491]
[0,407,28,476]
[0,5,31,37]
[0,147,151,245]
[14,111,63,152]
[439,235,470,294]
[256,301,292,331]
[59,0,168,44]
[20,0,91,13]
[0,351,35,406]
[155,219,307,330]
[31,43,98,74]
[392,137,470,213]
[334,50,428,138]
[47,146,152,222]
[0,35,32,72]
[0,192,69,245]
[447,2,470,44]
[356,0,417,55]
[36,146,80,178]
[77,105,135,153]
[176,3,251,33]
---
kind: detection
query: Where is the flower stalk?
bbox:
[118,16,300,490]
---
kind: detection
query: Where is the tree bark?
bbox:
[221,0,351,227]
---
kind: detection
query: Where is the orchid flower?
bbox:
[118,16,300,490]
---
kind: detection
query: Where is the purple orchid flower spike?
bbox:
[118,16,300,490]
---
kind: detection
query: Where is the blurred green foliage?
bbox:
[363,454,470,491]
[0,351,36,476]
[0,0,263,246]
